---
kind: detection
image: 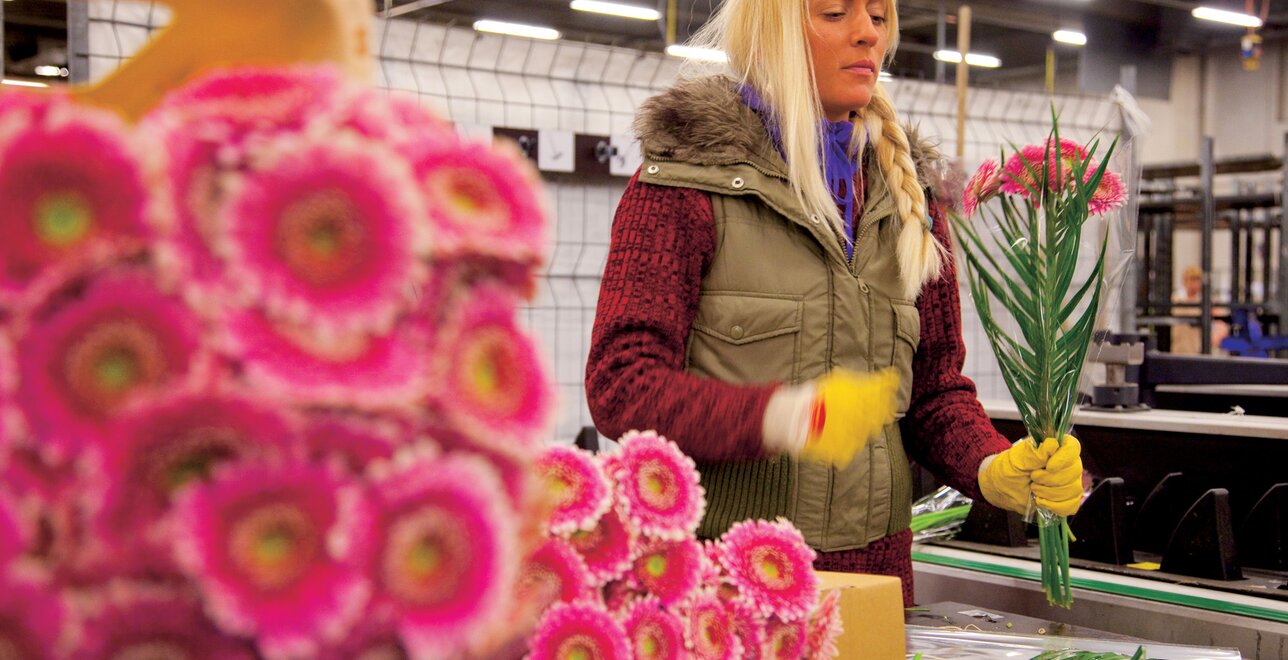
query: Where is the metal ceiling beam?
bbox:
[900,0,1062,35]
[380,0,456,18]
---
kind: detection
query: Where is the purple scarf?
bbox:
[740,85,859,259]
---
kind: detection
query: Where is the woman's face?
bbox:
[807,0,890,122]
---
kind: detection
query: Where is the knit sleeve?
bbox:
[585,171,776,462]
[899,201,1012,500]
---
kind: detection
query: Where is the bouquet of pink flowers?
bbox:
[0,66,554,658]
[525,431,844,659]
[954,117,1127,608]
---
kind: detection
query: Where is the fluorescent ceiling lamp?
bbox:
[1,79,49,88]
[665,44,729,63]
[473,19,561,40]
[1052,29,1087,46]
[34,65,68,77]
[570,0,660,21]
[878,71,894,82]
[1191,6,1262,27]
[933,49,1001,68]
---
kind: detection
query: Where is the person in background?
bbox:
[1171,265,1228,354]
[585,0,1084,605]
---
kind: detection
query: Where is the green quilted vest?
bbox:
[636,80,920,551]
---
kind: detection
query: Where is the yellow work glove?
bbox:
[761,368,899,468]
[799,368,899,468]
[978,436,1084,516]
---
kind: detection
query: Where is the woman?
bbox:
[585,0,1084,605]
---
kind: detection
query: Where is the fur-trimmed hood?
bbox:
[633,76,961,206]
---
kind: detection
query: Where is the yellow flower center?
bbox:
[35,192,93,248]
[459,328,522,414]
[645,554,667,578]
[94,350,139,392]
[429,168,508,231]
[64,319,169,418]
[229,503,319,591]
[276,190,366,287]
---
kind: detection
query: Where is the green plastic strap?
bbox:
[911,551,1288,624]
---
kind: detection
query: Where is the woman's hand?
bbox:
[978,436,1084,516]
[762,368,899,468]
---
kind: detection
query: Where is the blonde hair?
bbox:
[690,0,943,299]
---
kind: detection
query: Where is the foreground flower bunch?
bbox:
[526,431,844,659]
[953,117,1126,608]
[0,66,553,658]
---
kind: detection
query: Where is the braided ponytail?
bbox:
[862,84,946,299]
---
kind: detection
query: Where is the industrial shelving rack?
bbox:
[1136,136,1288,356]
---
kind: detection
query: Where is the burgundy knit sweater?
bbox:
[585,171,1012,604]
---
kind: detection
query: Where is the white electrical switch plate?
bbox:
[609,134,644,177]
[538,130,576,173]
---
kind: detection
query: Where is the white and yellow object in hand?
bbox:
[978,435,1084,516]
[762,368,900,469]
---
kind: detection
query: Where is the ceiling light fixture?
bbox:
[933,49,1002,68]
[1191,6,1263,28]
[34,65,68,77]
[472,19,561,40]
[878,71,894,82]
[1052,29,1087,46]
[665,44,729,63]
[570,0,660,21]
[1,79,49,88]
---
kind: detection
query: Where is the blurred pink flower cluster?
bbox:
[0,66,554,658]
[525,431,844,659]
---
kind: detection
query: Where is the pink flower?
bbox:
[222,308,433,410]
[144,66,344,139]
[567,508,636,586]
[537,445,612,535]
[686,592,743,660]
[303,413,401,474]
[527,601,630,660]
[70,583,256,660]
[0,493,28,567]
[363,453,518,658]
[427,421,533,511]
[431,285,552,443]
[152,126,234,301]
[0,571,67,658]
[962,159,1001,217]
[91,392,301,569]
[0,102,151,306]
[219,132,430,334]
[611,430,704,541]
[730,598,768,660]
[763,616,808,659]
[315,614,405,660]
[804,589,843,659]
[410,137,546,264]
[334,88,452,154]
[16,270,206,461]
[518,538,594,609]
[1000,137,1089,199]
[620,598,685,660]
[717,519,819,622]
[628,538,704,607]
[1087,168,1128,215]
[171,461,371,658]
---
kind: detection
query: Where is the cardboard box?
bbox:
[816,571,906,659]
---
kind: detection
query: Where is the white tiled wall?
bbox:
[78,2,1123,435]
